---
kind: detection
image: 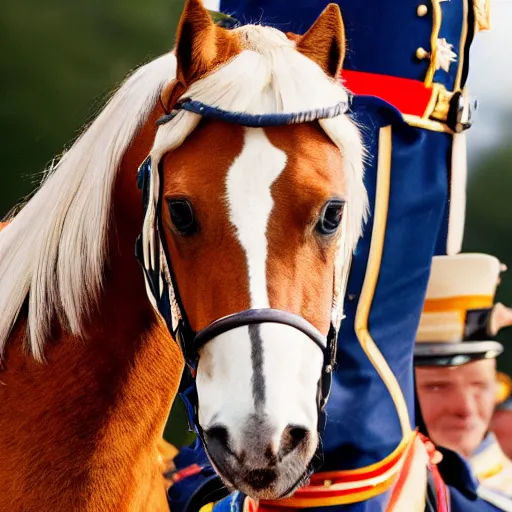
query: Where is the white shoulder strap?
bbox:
[478,485,512,511]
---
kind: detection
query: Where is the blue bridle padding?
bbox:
[157,99,350,128]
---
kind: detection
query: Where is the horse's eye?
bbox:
[315,200,345,236]
[167,199,197,235]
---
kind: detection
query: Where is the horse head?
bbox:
[137,0,367,500]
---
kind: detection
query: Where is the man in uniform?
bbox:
[167,0,492,510]
[415,253,512,510]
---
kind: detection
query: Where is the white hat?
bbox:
[414,253,509,366]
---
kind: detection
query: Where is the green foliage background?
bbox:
[1,0,511,447]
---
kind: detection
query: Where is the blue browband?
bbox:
[157,99,350,127]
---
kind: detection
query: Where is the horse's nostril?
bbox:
[288,426,309,446]
[279,425,310,457]
[205,425,230,450]
[245,468,277,490]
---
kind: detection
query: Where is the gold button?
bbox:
[415,47,430,60]
[417,4,428,16]
[324,480,333,488]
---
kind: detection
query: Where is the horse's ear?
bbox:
[295,3,346,78]
[175,0,218,86]
[161,0,239,112]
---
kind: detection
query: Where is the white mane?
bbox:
[0,24,367,362]
[0,53,177,361]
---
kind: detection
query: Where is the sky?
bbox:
[466,0,511,159]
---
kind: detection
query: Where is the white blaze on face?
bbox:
[226,128,285,308]
[196,128,323,457]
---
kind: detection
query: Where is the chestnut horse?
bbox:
[0,0,366,509]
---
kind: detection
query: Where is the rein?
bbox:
[135,96,350,483]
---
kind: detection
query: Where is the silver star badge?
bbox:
[435,38,457,72]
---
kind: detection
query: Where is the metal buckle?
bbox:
[431,87,477,133]
[448,91,478,133]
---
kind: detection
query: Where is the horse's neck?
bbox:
[0,107,183,512]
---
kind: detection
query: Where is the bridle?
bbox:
[135,96,352,484]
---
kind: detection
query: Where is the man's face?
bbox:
[415,359,497,459]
